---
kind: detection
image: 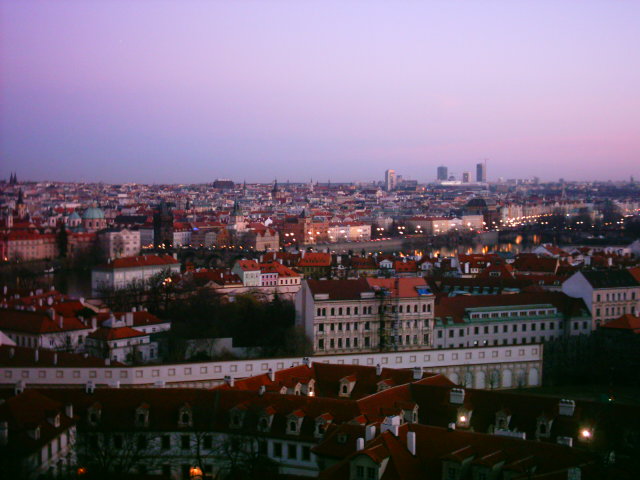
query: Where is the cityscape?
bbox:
[2,2,640,480]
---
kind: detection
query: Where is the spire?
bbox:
[272,179,278,194]
[17,189,24,205]
[232,198,240,216]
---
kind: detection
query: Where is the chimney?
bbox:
[131,306,137,313]
[47,308,55,319]
[125,312,133,326]
[412,366,422,380]
[65,404,73,418]
[268,369,275,382]
[407,431,416,456]
[14,380,25,395]
[450,388,465,405]
[365,424,377,442]
[92,317,97,329]
[258,385,266,396]
[0,421,8,446]
[224,375,235,387]
[376,363,382,376]
[58,315,63,329]
[559,399,576,416]
[356,437,365,451]
[9,347,15,359]
[104,358,110,366]
[53,353,58,365]
[302,357,310,367]
[85,381,95,394]
[447,422,456,431]
[608,257,613,267]
[34,349,39,362]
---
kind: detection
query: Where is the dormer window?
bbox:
[495,410,511,431]
[87,406,101,426]
[178,405,192,427]
[48,413,61,428]
[135,404,150,427]
[536,416,553,439]
[289,420,298,433]
[341,385,348,394]
[456,408,472,428]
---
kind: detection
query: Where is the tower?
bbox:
[476,161,487,183]
[385,169,396,191]
[153,201,174,248]
[437,166,448,181]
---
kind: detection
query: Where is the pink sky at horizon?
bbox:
[1,0,639,183]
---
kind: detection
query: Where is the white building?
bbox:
[91,254,181,294]
[98,228,141,259]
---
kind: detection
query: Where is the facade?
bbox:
[86,316,158,364]
[433,292,591,353]
[1,231,58,261]
[295,278,435,354]
[562,270,640,327]
[231,259,262,287]
[91,254,181,294]
[98,228,141,259]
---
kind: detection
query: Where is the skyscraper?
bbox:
[437,166,448,181]
[462,171,470,183]
[385,169,396,191]
[476,161,487,183]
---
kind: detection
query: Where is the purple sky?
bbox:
[1,0,639,183]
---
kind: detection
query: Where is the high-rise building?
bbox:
[437,166,448,181]
[462,171,470,183]
[476,161,487,183]
[385,169,396,191]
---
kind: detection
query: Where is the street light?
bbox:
[190,466,203,479]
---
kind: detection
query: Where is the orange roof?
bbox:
[366,277,429,298]
[602,314,640,333]
[97,254,179,270]
[88,326,147,341]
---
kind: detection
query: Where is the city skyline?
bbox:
[2,1,639,183]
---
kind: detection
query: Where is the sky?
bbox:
[1,0,639,184]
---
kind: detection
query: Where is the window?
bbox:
[366,467,377,480]
[503,325,508,333]
[356,466,365,478]
[319,324,324,332]
[474,326,479,334]
[181,435,190,450]
[288,444,297,459]
[449,330,454,338]
[318,339,324,350]
[273,442,282,457]
[302,445,311,461]
[364,337,370,347]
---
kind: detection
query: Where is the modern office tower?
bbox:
[476,161,487,183]
[437,166,448,181]
[385,169,396,191]
[462,171,470,183]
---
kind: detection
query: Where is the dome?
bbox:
[68,211,81,220]
[82,207,105,220]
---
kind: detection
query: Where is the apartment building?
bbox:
[562,269,640,327]
[433,292,591,351]
[91,254,181,294]
[97,227,141,259]
[295,277,435,354]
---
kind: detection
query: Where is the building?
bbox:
[85,313,159,364]
[462,171,470,183]
[384,169,396,192]
[562,269,640,327]
[0,388,77,479]
[1,231,58,262]
[295,277,435,354]
[433,292,591,354]
[97,228,140,260]
[91,254,181,294]
[437,166,448,181]
[81,207,107,232]
[476,161,487,183]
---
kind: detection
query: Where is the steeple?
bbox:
[272,179,279,194]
